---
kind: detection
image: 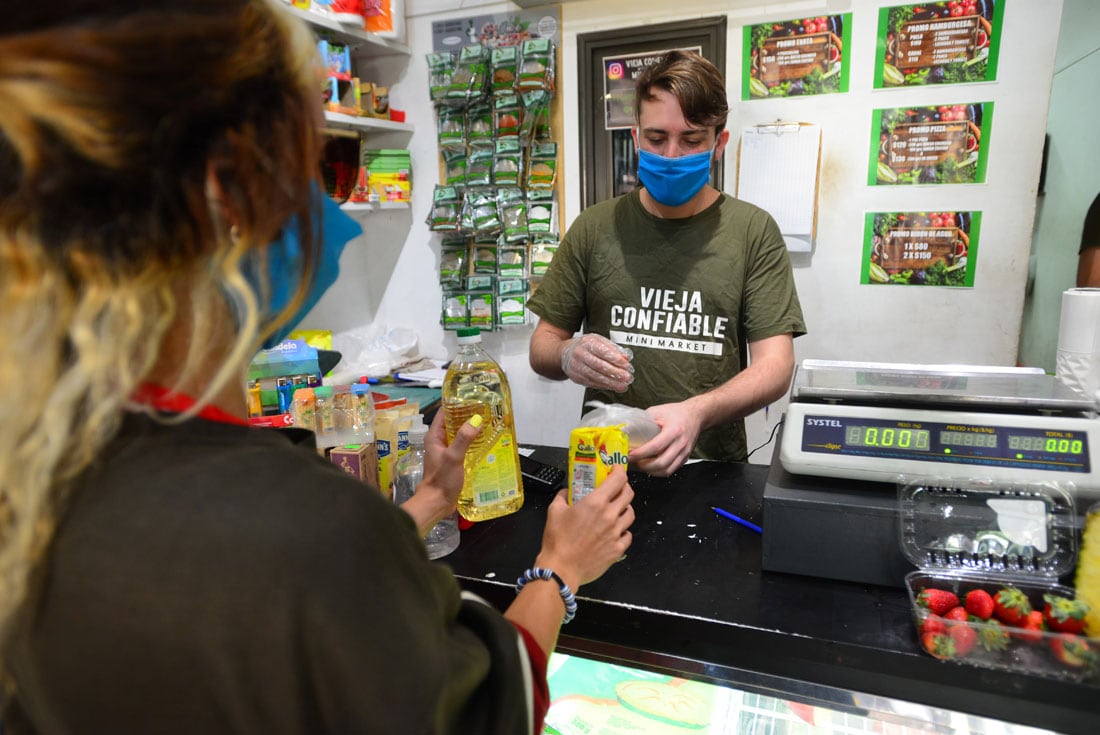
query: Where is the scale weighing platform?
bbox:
[762,360,1099,587]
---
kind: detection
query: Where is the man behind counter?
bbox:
[527,50,806,477]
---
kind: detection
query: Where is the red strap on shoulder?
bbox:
[132,383,249,426]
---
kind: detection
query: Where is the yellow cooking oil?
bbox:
[442,328,523,521]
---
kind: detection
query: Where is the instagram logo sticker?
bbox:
[607,61,624,81]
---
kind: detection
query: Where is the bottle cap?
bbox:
[350,383,373,395]
[314,385,334,399]
[456,326,481,344]
[292,387,315,401]
[408,414,429,441]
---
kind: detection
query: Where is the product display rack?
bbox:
[285,3,410,56]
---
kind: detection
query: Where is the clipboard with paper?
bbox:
[735,121,822,254]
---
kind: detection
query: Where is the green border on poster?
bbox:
[741,14,852,101]
[861,210,982,287]
[873,1,1006,89]
[868,101,994,186]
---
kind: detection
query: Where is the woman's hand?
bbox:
[400,412,482,535]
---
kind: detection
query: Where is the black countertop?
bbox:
[445,446,1100,734]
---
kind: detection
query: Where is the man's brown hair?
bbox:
[635,49,729,135]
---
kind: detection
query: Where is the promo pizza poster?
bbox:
[874,1,1004,88]
[742,14,852,99]
[870,101,992,185]
[862,211,981,287]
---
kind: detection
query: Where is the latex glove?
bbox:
[627,402,703,477]
[560,334,634,392]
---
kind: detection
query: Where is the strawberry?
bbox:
[964,589,995,620]
[1041,594,1089,635]
[918,588,959,616]
[949,624,978,657]
[944,606,969,624]
[977,619,1010,652]
[1050,634,1096,668]
[921,632,956,660]
[919,614,947,637]
[1011,609,1045,644]
[993,586,1032,626]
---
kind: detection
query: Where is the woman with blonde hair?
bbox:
[0,2,634,732]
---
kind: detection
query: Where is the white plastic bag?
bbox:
[578,401,660,445]
[330,324,418,380]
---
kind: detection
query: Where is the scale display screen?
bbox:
[802,415,1090,473]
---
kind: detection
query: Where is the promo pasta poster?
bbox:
[742,14,852,99]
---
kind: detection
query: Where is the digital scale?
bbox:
[762,361,1100,588]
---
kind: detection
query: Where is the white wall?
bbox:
[1017,0,1100,373]
[303,0,1063,459]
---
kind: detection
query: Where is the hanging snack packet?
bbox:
[497,187,528,244]
[530,237,559,277]
[472,240,498,274]
[517,90,549,142]
[493,137,522,187]
[439,237,468,287]
[443,293,469,330]
[468,293,494,329]
[427,51,455,105]
[469,190,501,236]
[526,190,555,235]
[466,102,494,149]
[527,141,557,190]
[465,148,493,189]
[448,44,489,104]
[498,247,526,279]
[494,94,521,139]
[518,38,554,92]
[497,295,527,327]
[442,149,467,189]
[466,274,494,291]
[498,278,526,296]
[491,45,519,97]
[427,185,462,231]
[437,106,466,152]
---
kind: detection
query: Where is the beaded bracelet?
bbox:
[515,566,577,624]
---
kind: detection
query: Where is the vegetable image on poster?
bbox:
[862,211,981,287]
[870,102,992,185]
[874,1,1003,88]
[742,14,851,99]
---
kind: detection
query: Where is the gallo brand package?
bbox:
[568,425,629,505]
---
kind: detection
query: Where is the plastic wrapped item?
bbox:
[579,400,659,445]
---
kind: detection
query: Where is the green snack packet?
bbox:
[497,295,527,326]
[468,293,494,329]
[491,45,519,97]
[442,293,469,329]
[427,185,461,231]
[518,38,554,91]
[427,51,455,105]
[527,141,557,189]
[494,94,521,138]
[493,137,522,187]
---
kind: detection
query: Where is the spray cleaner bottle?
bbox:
[442,327,523,521]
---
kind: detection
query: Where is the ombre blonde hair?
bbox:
[0,0,324,678]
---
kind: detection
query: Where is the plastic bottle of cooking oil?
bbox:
[442,327,523,521]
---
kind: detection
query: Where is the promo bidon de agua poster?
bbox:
[862,210,981,287]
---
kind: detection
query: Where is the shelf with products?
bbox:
[285,3,410,57]
[323,110,413,134]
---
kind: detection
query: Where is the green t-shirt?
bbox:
[527,190,806,461]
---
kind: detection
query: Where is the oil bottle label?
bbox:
[471,431,519,507]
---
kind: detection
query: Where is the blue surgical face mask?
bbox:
[636,146,715,208]
[248,183,363,348]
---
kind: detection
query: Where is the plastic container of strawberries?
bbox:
[899,479,1099,682]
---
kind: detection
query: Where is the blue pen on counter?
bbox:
[711,506,763,534]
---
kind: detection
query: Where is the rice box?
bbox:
[568,425,629,505]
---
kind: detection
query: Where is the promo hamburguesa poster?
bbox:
[862,211,981,287]
[870,102,992,185]
[743,14,852,99]
[874,1,1003,88]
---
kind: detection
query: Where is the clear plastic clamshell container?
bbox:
[899,479,1098,682]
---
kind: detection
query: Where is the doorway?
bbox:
[577,17,727,210]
